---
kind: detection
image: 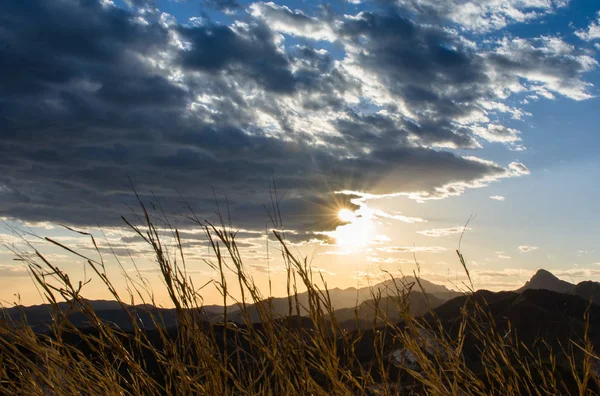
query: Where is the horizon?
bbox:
[1,0,600,307]
[0,268,600,309]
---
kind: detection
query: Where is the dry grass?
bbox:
[1,198,599,395]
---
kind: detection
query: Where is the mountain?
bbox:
[430,288,600,353]
[332,292,445,329]
[515,269,600,305]
[570,281,600,304]
[223,276,460,323]
[1,299,231,331]
[516,269,574,293]
[359,277,463,302]
[1,276,461,329]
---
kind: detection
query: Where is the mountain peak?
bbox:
[517,269,574,293]
[533,268,555,277]
[531,269,560,282]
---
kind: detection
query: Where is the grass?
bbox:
[0,197,599,395]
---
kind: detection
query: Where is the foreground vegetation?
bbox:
[1,200,599,395]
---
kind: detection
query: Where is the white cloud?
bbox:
[366,256,412,264]
[490,195,505,201]
[474,268,532,277]
[395,0,569,33]
[553,268,600,278]
[417,226,470,238]
[479,100,532,120]
[488,36,598,101]
[575,12,600,41]
[378,246,447,253]
[370,209,427,224]
[319,250,355,256]
[0,264,29,277]
[188,16,205,27]
[311,267,336,276]
[336,158,530,203]
[415,160,530,201]
[518,245,539,252]
[350,270,388,282]
[249,2,336,41]
[495,252,511,259]
[472,124,521,143]
[159,12,177,28]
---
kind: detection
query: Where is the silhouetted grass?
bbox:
[1,198,599,395]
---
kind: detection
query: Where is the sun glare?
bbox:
[329,208,376,250]
[338,208,356,223]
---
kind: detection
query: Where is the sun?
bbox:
[338,208,356,223]
[329,208,375,249]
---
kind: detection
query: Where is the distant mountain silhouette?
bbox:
[9,271,600,332]
[514,269,600,305]
[220,276,460,323]
[2,300,182,332]
[570,281,600,304]
[333,292,445,329]
[516,269,574,293]
[1,276,460,329]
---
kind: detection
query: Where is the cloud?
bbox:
[350,270,392,283]
[377,246,447,253]
[472,124,521,143]
[575,12,600,41]
[366,256,412,264]
[249,2,336,41]
[417,226,470,237]
[248,263,288,274]
[490,195,505,201]
[472,268,532,278]
[487,36,598,101]
[177,21,297,93]
[367,208,426,224]
[518,245,539,252]
[311,267,336,276]
[0,0,594,248]
[0,264,29,278]
[495,252,511,259]
[319,250,355,256]
[394,0,569,33]
[552,268,600,278]
[203,0,240,13]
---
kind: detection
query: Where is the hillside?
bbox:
[332,292,444,329]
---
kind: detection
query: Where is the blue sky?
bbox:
[1,0,599,305]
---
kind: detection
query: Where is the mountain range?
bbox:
[3,269,600,331]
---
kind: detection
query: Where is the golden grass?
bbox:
[1,199,599,395]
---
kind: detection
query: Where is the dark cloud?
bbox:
[202,0,240,13]
[337,11,492,147]
[0,0,543,239]
[178,22,297,93]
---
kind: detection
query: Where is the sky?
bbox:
[1,0,600,306]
